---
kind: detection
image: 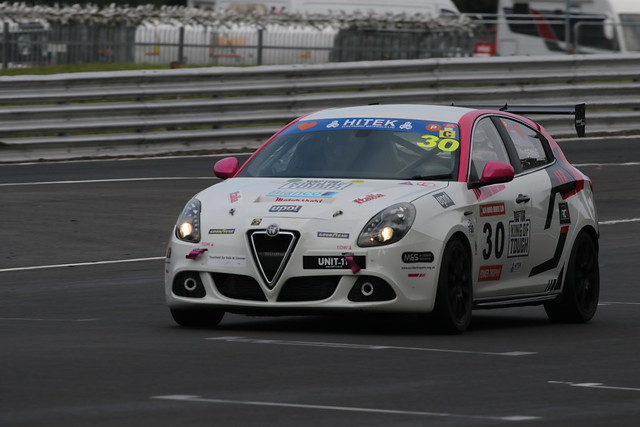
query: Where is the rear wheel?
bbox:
[544,231,599,323]
[170,307,225,328]
[432,237,473,333]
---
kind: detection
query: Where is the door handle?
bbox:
[516,194,530,204]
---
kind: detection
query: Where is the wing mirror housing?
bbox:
[213,157,239,179]
[469,161,514,188]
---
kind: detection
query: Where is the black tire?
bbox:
[432,237,473,333]
[170,307,225,328]
[544,231,599,323]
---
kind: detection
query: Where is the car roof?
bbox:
[304,104,475,123]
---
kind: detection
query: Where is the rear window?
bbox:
[500,118,551,170]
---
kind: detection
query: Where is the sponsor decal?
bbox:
[480,202,506,217]
[433,192,455,208]
[201,242,215,248]
[401,252,434,263]
[508,210,530,257]
[266,190,337,199]
[353,193,385,204]
[401,265,432,271]
[478,265,503,282]
[282,118,457,136]
[275,197,324,203]
[327,118,399,129]
[399,121,413,130]
[401,181,437,187]
[317,232,350,239]
[466,220,475,234]
[208,228,235,235]
[209,254,247,267]
[439,128,457,139]
[408,273,426,278]
[269,205,302,213]
[336,245,352,250]
[297,121,318,130]
[510,261,523,273]
[559,202,571,224]
[228,191,241,204]
[280,179,351,191]
[251,218,262,226]
[303,255,366,269]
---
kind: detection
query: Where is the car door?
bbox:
[467,117,533,298]
[496,117,563,294]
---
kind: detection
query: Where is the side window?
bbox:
[469,118,511,182]
[500,118,551,170]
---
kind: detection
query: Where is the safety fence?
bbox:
[0,21,475,68]
[0,53,639,161]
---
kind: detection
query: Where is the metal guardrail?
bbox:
[1,53,639,162]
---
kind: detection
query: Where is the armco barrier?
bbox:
[1,53,639,162]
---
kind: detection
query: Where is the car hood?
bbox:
[197,177,448,220]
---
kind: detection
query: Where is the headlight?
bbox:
[357,203,416,247]
[175,198,201,242]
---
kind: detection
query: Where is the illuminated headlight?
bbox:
[175,198,201,242]
[357,203,416,247]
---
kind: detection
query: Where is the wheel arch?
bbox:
[579,225,599,254]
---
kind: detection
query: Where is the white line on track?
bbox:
[573,162,640,167]
[549,381,640,392]
[0,256,164,273]
[0,177,214,187]
[598,218,640,225]
[0,317,100,322]
[600,301,640,306]
[151,394,540,422]
[206,336,536,357]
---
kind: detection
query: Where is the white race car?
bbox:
[165,104,599,333]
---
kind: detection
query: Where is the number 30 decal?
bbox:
[482,222,505,260]
[418,135,460,152]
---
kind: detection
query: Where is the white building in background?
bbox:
[496,0,640,55]
[186,0,460,17]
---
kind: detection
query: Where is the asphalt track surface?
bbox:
[1,137,639,426]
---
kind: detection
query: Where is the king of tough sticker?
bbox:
[508,210,530,257]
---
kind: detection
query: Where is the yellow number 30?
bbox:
[418,135,460,152]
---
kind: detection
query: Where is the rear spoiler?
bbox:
[458,103,586,138]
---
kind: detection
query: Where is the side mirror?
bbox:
[469,161,514,189]
[213,157,239,179]
[479,161,514,185]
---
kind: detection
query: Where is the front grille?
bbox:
[248,229,299,289]
[212,273,267,301]
[277,276,341,302]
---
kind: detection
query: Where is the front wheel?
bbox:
[431,237,473,333]
[170,307,225,328]
[544,231,599,323]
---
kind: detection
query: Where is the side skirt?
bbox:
[474,292,560,309]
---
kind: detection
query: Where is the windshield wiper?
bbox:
[409,174,452,181]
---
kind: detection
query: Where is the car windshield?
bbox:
[620,14,640,52]
[237,117,461,180]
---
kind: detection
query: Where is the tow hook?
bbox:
[343,253,361,274]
